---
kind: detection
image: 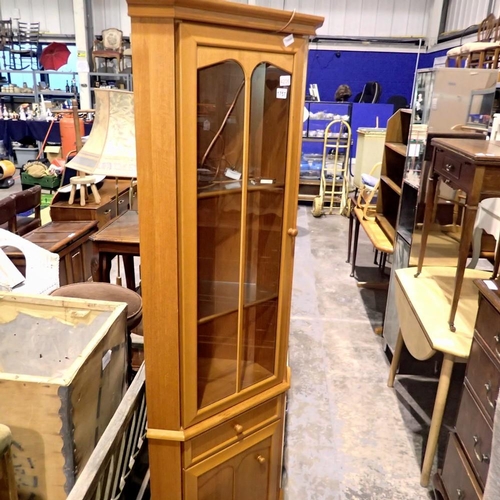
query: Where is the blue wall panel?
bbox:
[306,49,418,104]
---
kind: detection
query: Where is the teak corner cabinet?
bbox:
[126,1,323,498]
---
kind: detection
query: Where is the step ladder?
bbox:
[312,119,352,217]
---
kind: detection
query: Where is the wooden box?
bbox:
[0,293,128,500]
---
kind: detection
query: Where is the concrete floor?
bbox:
[283,206,463,500]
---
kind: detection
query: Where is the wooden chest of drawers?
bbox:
[437,279,500,499]
[50,179,132,229]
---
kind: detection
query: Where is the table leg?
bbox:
[347,208,353,263]
[467,226,482,270]
[387,329,404,388]
[420,353,454,487]
[416,173,439,277]
[448,205,478,331]
[97,253,113,283]
[350,213,360,278]
[123,255,136,291]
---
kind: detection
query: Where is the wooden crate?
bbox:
[0,293,128,500]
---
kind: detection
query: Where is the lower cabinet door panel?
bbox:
[184,420,282,500]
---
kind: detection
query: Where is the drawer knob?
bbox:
[118,199,125,204]
[494,335,500,357]
[473,435,490,463]
[288,228,298,237]
[256,455,266,464]
[456,489,464,500]
[233,424,243,434]
[444,163,455,172]
[103,209,111,215]
[485,382,497,409]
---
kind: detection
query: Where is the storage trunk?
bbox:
[0,293,128,500]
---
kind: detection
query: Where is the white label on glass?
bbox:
[408,143,420,157]
[224,168,242,180]
[283,34,294,47]
[260,179,275,184]
[203,119,210,131]
[276,88,288,100]
[280,75,291,87]
[485,280,498,290]
[431,97,438,110]
[102,349,112,371]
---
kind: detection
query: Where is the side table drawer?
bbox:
[96,201,116,228]
[475,295,500,363]
[455,385,493,488]
[434,149,462,182]
[442,433,482,500]
[466,339,500,423]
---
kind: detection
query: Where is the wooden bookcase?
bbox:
[375,108,411,244]
[126,1,323,499]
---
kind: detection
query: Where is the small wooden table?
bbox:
[388,266,490,487]
[91,210,140,290]
[416,138,500,331]
[4,220,98,285]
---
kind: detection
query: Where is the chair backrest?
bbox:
[387,95,408,113]
[102,28,123,50]
[0,197,16,233]
[476,14,498,42]
[11,185,41,216]
[13,21,40,47]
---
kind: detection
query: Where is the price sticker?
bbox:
[276,88,288,100]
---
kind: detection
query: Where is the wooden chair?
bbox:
[9,21,40,70]
[92,28,123,72]
[446,14,499,68]
[0,424,17,500]
[11,185,41,236]
[0,196,16,233]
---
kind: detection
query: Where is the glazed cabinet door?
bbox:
[178,24,306,425]
[184,421,282,500]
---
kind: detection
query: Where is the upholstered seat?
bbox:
[92,28,124,72]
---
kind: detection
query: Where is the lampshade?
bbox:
[67,89,136,178]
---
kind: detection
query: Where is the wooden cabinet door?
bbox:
[177,22,307,427]
[184,421,282,500]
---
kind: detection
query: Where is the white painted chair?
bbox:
[0,228,59,295]
[467,198,500,271]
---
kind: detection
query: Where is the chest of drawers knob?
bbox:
[473,435,490,463]
[494,335,500,357]
[484,382,497,409]
[444,163,455,173]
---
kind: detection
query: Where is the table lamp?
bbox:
[66,88,137,206]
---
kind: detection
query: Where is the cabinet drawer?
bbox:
[184,396,282,467]
[475,295,500,363]
[441,433,482,500]
[434,149,462,182]
[466,339,500,423]
[455,385,493,488]
[96,202,116,228]
[117,192,129,215]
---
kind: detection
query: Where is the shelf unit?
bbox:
[375,108,411,244]
[299,101,351,202]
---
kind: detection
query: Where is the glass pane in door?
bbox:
[197,60,246,193]
[197,60,245,408]
[240,63,290,389]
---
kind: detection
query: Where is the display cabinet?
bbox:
[127,1,322,498]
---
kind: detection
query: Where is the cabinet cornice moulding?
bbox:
[126,0,323,35]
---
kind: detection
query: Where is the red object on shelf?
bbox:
[40,42,71,71]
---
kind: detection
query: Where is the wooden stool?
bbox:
[68,175,101,207]
[0,424,17,500]
[50,282,142,378]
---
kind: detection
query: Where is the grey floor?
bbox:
[283,206,463,500]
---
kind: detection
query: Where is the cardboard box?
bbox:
[0,293,128,500]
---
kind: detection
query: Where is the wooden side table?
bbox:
[4,220,98,285]
[416,138,500,331]
[90,210,140,290]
